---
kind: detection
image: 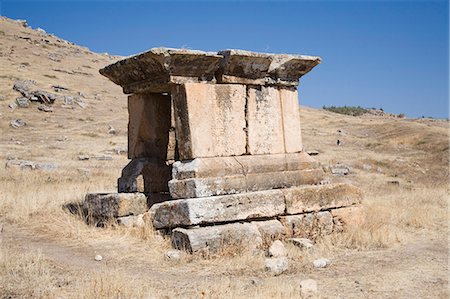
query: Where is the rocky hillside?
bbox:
[0,16,447,189]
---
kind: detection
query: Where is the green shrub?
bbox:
[323,105,369,116]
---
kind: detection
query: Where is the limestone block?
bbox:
[267,54,322,85]
[279,87,302,152]
[118,158,171,193]
[280,212,334,240]
[171,152,320,180]
[315,211,334,236]
[100,47,222,92]
[331,206,364,228]
[173,83,246,159]
[216,50,272,84]
[246,169,324,192]
[284,183,363,215]
[171,222,263,253]
[84,193,148,218]
[127,93,171,159]
[252,220,285,241]
[151,189,285,229]
[247,86,284,155]
[169,169,323,199]
[280,214,315,238]
[168,175,247,199]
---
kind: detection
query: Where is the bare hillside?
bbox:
[0,17,448,299]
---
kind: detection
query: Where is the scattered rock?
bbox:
[114,147,127,155]
[0,95,5,101]
[16,19,28,27]
[51,85,69,92]
[268,240,287,258]
[30,90,57,104]
[38,104,53,112]
[300,279,318,298]
[92,154,113,161]
[10,119,26,128]
[16,97,29,108]
[289,238,314,249]
[36,28,47,35]
[265,257,289,276]
[78,154,90,161]
[5,159,57,171]
[13,80,35,97]
[108,125,117,135]
[165,249,182,261]
[330,164,350,175]
[94,255,103,261]
[306,150,319,156]
[8,102,18,110]
[313,258,331,268]
[76,99,88,109]
[63,95,74,105]
[388,180,400,186]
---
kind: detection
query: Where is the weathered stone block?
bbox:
[84,193,148,218]
[171,222,262,253]
[127,93,171,160]
[151,190,285,229]
[169,168,323,199]
[284,183,363,214]
[168,175,247,198]
[280,214,315,238]
[253,220,285,241]
[331,206,364,228]
[173,83,246,159]
[279,87,302,152]
[247,86,284,155]
[280,212,334,240]
[171,152,320,180]
[118,158,171,193]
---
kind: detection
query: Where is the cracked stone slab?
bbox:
[151,189,285,229]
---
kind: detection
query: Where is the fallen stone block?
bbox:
[84,193,148,219]
[284,183,363,214]
[151,189,285,229]
[171,222,262,253]
[117,214,145,228]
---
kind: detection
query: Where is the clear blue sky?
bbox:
[2,0,448,118]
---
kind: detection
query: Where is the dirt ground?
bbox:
[0,17,448,298]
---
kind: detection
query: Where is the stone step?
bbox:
[169,168,324,199]
[152,183,362,229]
[171,220,286,254]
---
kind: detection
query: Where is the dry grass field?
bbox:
[0,17,448,298]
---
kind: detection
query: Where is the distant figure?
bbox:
[337,139,341,146]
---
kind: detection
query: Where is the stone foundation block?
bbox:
[151,190,285,229]
[279,211,333,240]
[284,183,363,214]
[84,193,148,218]
[252,220,285,241]
[168,168,324,199]
[171,152,320,180]
[171,222,263,253]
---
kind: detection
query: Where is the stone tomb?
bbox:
[85,48,363,253]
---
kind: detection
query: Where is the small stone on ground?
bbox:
[313,258,331,268]
[265,257,288,275]
[268,240,287,258]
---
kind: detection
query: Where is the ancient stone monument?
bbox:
[85,48,363,253]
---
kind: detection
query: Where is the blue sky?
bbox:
[1,0,448,118]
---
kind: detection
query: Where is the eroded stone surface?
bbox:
[151,190,285,229]
[84,193,148,218]
[169,168,323,199]
[171,152,319,180]
[279,87,302,152]
[247,86,284,154]
[171,222,262,253]
[284,183,363,214]
[280,211,334,240]
[173,83,246,159]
